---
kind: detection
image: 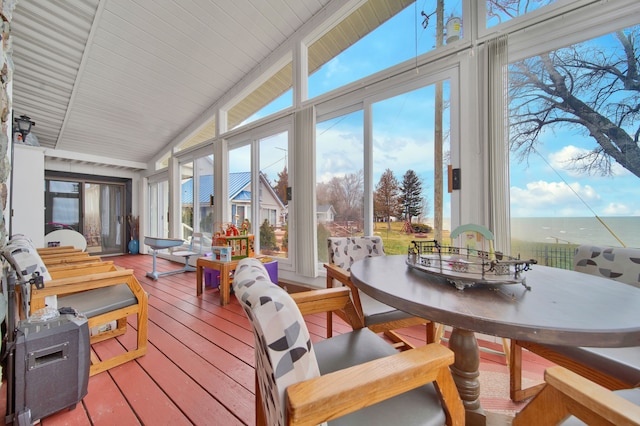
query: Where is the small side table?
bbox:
[196,257,240,305]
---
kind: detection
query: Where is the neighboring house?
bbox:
[181,172,286,228]
[317,204,336,223]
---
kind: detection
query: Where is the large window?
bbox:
[316,110,364,263]
[228,145,252,229]
[308,1,462,99]
[179,155,215,245]
[148,179,168,239]
[372,81,451,254]
[259,131,289,258]
[179,161,194,240]
[195,156,215,240]
[486,0,557,28]
[509,24,640,267]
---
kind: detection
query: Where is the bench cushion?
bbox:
[59,284,137,318]
[314,328,445,426]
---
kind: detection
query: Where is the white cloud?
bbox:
[602,202,633,215]
[324,57,349,80]
[510,180,601,216]
[549,145,628,177]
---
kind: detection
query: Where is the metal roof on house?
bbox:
[181,171,251,204]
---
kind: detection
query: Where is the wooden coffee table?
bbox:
[195,257,240,305]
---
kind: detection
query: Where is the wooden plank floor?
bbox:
[2,254,551,425]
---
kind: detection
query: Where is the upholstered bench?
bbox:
[29,269,149,376]
[510,244,640,401]
[4,235,148,377]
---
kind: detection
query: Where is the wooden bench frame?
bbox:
[30,269,148,376]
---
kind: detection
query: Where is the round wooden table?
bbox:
[349,255,640,425]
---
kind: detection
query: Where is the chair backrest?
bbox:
[233,258,321,425]
[573,244,640,288]
[327,236,385,272]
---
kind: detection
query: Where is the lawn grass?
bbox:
[373,221,450,255]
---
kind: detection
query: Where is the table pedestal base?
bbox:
[449,328,486,426]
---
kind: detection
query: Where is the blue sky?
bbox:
[246,3,638,220]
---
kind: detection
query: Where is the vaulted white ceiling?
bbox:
[10,0,331,167]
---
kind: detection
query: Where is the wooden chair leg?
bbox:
[510,340,544,401]
[434,323,445,344]
[426,321,436,344]
[502,337,511,368]
[327,311,333,338]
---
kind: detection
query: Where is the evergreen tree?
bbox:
[273,166,288,204]
[260,219,277,251]
[400,169,423,224]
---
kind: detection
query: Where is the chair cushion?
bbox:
[359,292,417,326]
[539,344,640,387]
[315,328,446,426]
[59,284,137,318]
[560,388,640,425]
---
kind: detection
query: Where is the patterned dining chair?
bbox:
[509,244,640,402]
[233,257,464,425]
[325,236,435,349]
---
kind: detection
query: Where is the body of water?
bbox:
[511,216,640,249]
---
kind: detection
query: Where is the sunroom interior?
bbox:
[6,0,638,286]
[2,0,640,424]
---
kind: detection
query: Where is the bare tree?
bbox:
[416,188,431,225]
[374,169,402,230]
[487,0,554,24]
[340,170,364,221]
[317,170,364,222]
[509,26,640,179]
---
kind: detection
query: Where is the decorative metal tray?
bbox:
[406,239,536,290]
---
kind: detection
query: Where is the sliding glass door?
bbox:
[45,176,129,254]
[84,182,126,254]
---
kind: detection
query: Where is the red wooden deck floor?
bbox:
[1,254,551,425]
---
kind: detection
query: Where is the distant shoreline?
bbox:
[510,216,639,249]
